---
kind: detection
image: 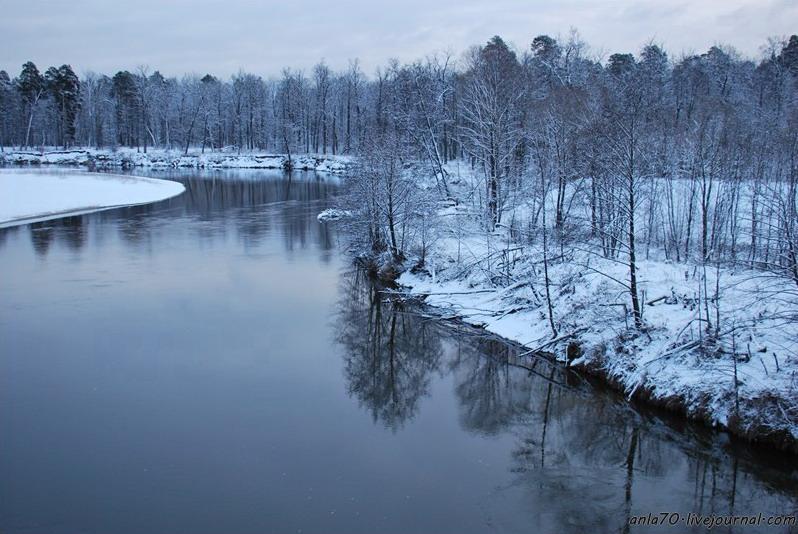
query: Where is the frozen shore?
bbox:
[0,148,352,174]
[0,170,185,228]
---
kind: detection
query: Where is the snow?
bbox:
[0,148,353,174]
[388,160,798,448]
[0,169,185,228]
[317,208,353,222]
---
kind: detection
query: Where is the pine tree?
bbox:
[0,70,11,150]
[16,61,45,148]
[780,35,798,75]
[45,65,81,148]
[111,71,139,147]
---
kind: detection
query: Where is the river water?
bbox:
[0,169,796,533]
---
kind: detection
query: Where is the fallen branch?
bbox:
[646,295,668,306]
[415,289,496,296]
[520,327,589,357]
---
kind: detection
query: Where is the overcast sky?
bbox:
[1,0,796,79]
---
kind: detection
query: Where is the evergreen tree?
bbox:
[111,70,139,147]
[780,35,798,75]
[16,61,45,148]
[45,65,81,148]
[607,53,636,77]
[0,70,12,150]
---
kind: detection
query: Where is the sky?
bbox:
[1,0,796,79]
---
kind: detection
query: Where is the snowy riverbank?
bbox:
[329,158,798,453]
[0,148,352,174]
[397,252,798,452]
[0,169,185,228]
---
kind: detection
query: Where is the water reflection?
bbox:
[335,269,798,533]
[337,269,443,431]
[1,168,337,259]
[29,222,54,256]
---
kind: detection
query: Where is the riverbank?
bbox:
[0,148,352,174]
[0,169,185,228]
[388,222,798,453]
[397,260,798,453]
[327,159,798,454]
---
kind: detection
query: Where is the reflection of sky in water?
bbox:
[0,169,796,534]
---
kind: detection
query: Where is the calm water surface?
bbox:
[0,168,796,534]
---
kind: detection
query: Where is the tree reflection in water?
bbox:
[335,269,798,533]
[336,269,443,431]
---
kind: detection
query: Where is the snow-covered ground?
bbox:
[342,160,798,451]
[0,169,185,228]
[0,148,352,174]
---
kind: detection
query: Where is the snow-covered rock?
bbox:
[317,208,353,222]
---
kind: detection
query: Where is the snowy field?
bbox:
[0,148,352,174]
[0,170,185,228]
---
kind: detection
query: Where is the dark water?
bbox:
[0,169,796,534]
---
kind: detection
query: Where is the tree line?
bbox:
[2,33,798,334]
[0,59,375,155]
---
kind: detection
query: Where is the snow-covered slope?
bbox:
[338,159,798,452]
[399,250,798,450]
[0,170,185,228]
